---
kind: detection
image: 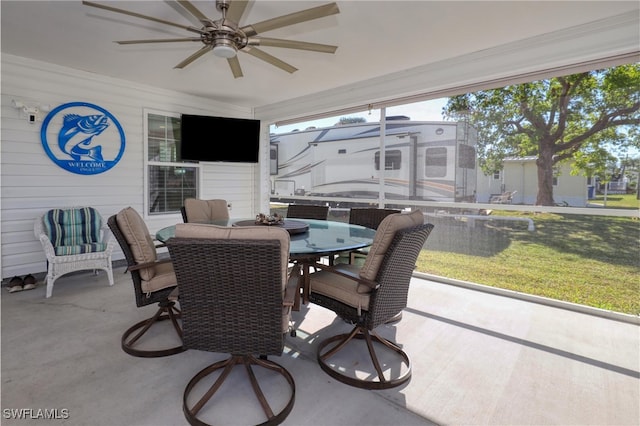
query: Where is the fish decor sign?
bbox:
[40,102,125,175]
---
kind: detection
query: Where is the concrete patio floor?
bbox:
[1,266,639,425]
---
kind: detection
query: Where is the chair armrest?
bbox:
[284,264,301,309]
[311,262,379,290]
[127,257,172,272]
[37,233,57,260]
[34,216,56,260]
[100,224,117,255]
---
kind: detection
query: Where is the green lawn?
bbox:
[590,193,640,209]
[418,212,640,315]
[272,202,639,315]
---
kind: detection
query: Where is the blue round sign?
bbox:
[40,102,126,175]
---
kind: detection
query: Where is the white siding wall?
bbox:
[496,160,587,206]
[1,54,258,279]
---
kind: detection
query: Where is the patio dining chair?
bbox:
[34,206,116,298]
[108,207,184,358]
[309,210,434,389]
[167,223,300,426]
[334,207,401,265]
[182,198,229,223]
[286,204,328,220]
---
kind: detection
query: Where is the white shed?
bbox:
[477,157,588,206]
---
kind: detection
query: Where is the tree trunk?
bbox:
[536,145,555,206]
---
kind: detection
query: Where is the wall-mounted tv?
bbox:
[180,114,260,163]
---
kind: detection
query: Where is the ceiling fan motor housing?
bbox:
[202,17,247,57]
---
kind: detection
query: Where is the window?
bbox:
[425,147,447,177]
[375,150,401,170]
[458,144,476,169]
[146,112,198,215]
[493,171,501,180]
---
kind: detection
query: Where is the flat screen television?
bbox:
[180,114,260,163]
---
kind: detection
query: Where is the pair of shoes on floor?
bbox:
[8,274,37,293]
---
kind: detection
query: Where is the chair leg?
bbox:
[317,325,411,390]
[183,355,295,426]
[105,264,114,286]
[45,265,56,298]
[121,301,185,358]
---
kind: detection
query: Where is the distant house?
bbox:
[476,156,588,207]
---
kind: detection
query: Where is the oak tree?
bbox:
[444,64,640,205]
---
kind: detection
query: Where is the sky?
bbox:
[270,98,449,134]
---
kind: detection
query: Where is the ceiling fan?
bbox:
[82,0,340,78]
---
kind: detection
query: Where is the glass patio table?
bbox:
[156,218,377,304]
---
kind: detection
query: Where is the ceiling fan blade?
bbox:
[176,0,210,24]
[82,1,205,35]
[243,47,297,74]
[174,45,213,69]
[242,2,339,37]
[116,38,201,45]
[227,56,244,79]
[226,0,250,24]
[249,37,337,54]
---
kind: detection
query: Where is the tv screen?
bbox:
[180,114,260,163]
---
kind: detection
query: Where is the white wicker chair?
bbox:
[34,207,116,298]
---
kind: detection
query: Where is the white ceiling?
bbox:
[2,1,638,109]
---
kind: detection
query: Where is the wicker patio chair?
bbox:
[34,207,116,298]
[308,210,434,389]
[286,204,328,220]
[107,207,184,358]
[334,207,401,265]
[182,198,229,223]
[167,223,300,426]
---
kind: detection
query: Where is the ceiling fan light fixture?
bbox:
[213,43,237,58]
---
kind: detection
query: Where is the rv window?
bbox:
[270,146,278,175]
[375,150,402,170]
[425,147,447,177]
[458,144,476,169]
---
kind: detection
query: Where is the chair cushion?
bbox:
[44,207,102,248]
[310,264,372,313]
[358,210,424,282]
[175,223,291,287]
[183,198,229,222]
[54,243,107,256]
[141,261,177,293]
[116,207,158,281]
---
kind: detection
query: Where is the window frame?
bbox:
[424,147,448,178]
[374,149,402,171]
[143,108,200,217]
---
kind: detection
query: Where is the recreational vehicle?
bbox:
[270,117,477,204]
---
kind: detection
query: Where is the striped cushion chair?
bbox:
[34,207,115,298]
